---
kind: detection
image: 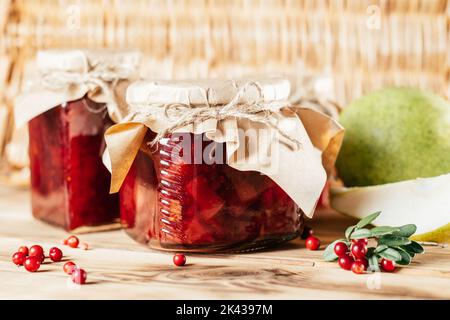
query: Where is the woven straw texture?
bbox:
[0,0,449,175]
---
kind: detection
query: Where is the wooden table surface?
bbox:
[0,185,449,300]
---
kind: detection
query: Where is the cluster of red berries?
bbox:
[334,239,396,274]
[12,235,88,284]
[12,245,63,272]
[301,227,321,251]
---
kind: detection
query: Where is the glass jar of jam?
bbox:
[17,50,140,232]
[107,79,341,252]
[120,132,303,251]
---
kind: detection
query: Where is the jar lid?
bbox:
[37,49,141,74]
[126,78,291,106]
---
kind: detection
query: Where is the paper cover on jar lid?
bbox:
[14,49,141,127]
[126,78,291,106]
[105,78,344,218]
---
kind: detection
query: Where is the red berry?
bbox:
[381,259,396,272]
[49,247,63,262]
[333,242,349,257]
[300,227,314,240]
[351,242,367,259]
[305,236,320,251]
[351,260,366,274]
[61,239,68,245]
[356,258,369,270]
[173,253,186,267]
[18,246,29,256]
[24,256,41,272]
[67,236,79,248]
[63,261,76,275]
[352,238,369,246]
[29,245,44,258]
[12,252,26,266]
[338,254,354,271]
[71,268,87,284]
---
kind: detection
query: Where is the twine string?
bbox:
[131,82,302,150]
[40,64,134,116]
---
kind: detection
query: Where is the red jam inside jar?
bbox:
[120,132,303,252]
[28,97,119,232]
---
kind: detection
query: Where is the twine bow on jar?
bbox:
[40,62,136,118]
[128,81,303,150]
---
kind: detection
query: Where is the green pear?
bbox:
[332,87,450,242]
[336,87,450,187]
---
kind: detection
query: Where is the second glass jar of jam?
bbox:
[107,79,342,252]
[16,50,140,232]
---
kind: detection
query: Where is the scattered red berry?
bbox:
[351,260,366,274]
[24,256,41,272]
[333,242,349,257]
[71,268,87,284]
[381,259,396,272]
[49,247,63,262]
[12,252,27,266]
[29,245,44,258]
[61,239,68,245]
[338,254,354,271]
[351,242,367,259]
[173,253,186,266]
[18,246,29,256]
[63,261,77,275]
[305,236,320,251]
[66,236,79,248]
[300,227,314,240]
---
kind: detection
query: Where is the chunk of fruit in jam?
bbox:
[157,134,226,244]
[186,176,225,220]
[121,131,302,250]
[28,98,119,231]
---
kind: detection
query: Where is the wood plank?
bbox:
[0,186,449,299]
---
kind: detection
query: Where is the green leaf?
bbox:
[403,241,424,254]
[393,224,417,238]
[345,226,356,240]
[350,228,372,240]
[378,248,402,262]
[368,255,380,272]
[323,239,346,262]
[396,248,412,265]
[374,245,388,253]
[366,247,376,257]
[399,245,415,258]
[378,235,411,246]
[356,211,381,229]
[371,226,400,237]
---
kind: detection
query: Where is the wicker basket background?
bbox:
[0,0,449,179]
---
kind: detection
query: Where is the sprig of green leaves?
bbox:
[323,211,424,268]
